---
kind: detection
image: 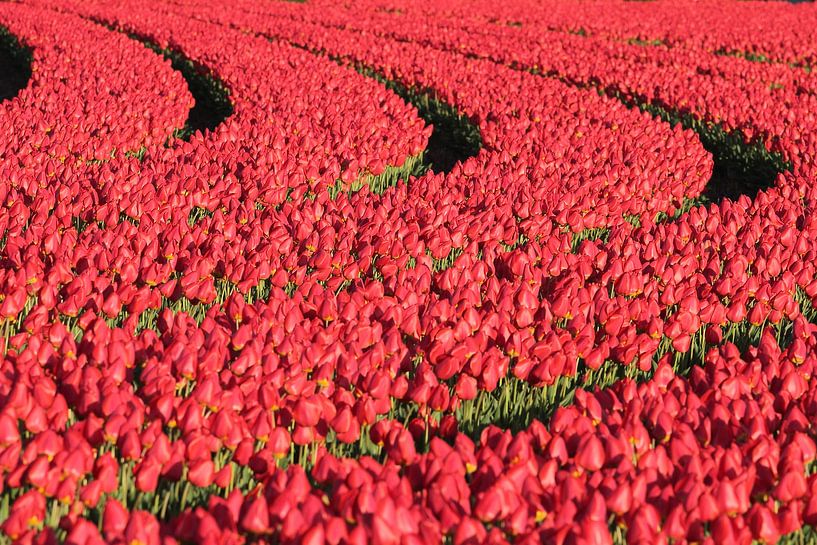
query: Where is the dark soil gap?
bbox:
[410,89,482,174]
[0,27,32,103]
[641,104,790,204]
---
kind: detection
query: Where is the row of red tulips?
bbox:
[0,3,190,165]
[137,0,817,376]
[7,332,817,545]
[4,0,817,543]
[168,333,817,545]
[426,0,817,68]
[224,0,817,176]
[2,2,434,542]
[311,0,817,68]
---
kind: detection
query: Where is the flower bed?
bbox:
[4,1,817,544]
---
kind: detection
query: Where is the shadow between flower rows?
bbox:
[0,26,31,103]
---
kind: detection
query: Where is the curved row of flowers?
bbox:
[3,0,817,544]
[0,3,191,164]
[225,0,817,173]
[1,2,431,542]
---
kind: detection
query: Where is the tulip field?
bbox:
[8,0,817,543]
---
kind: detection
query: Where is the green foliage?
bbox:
[571,227,610,252]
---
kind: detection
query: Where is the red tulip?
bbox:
[293,396,322,427]
[302,524,326,545]
[64,519,105,545]
[475,488,502,522]
[627,505,661,544]
[386,428,417,465]
[102,499,129,540]
[576,434,605,472]
[0,413,21,448]
[240,494,270,534]
[749,505,780,544]
[710,514,736,543]
[188,458,215,488]
[268,427,291,459]
[124,511,161,545]
[214,464,232,489]
[606,483,632,515]
[774,470,807,503]
[135,461,161,493]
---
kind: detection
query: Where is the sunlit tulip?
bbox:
[240,494,270,534]
[102,499,129,540]
[576,435,605,472]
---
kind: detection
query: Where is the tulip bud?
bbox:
[606,483,632,515]
[119,430,142,461]
[302,524,326,545]
[293,396,322,427]
[749,506,780,544]
[710,514,736,543]
[774,470,807,503]
[475,489,502,522]
[102,499,129,540]
[715,481,742,516]
[187,458,215,488]
[698,491,719,522]
[580,519,613,545]
[135,461,161,493]
[386,428,416,465]
[65,519,105,545]
[0,413,20,449]
[211,462,231,491]
[268,427,291,460]
[455,375,477,401]
[627,505,661,544]
[79,480,103,508]
[101,291,121,318]
[124,511,160,545]
[240,494,270,534]
[576,434,605,472]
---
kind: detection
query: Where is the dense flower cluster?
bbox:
[3,0,817,544]
[0,3,190,164]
